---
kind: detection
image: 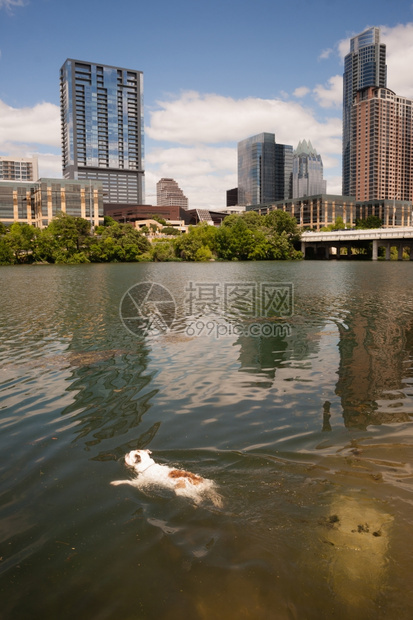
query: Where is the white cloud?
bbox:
[0,99,62,178]
[313,75,343,108]
[337,35,350,61]
[145,91,342,208]
[0,99,60,148]
[147,91,341,147]
[293,86,310,98]
[319,48,333,61]
[36,153,62,178]
[382,23,413,98]
[145,145,237,209]
[0,0,27,13]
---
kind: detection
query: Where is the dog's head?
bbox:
[125,449,153,472]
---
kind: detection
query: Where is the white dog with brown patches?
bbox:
[111,449,222,507]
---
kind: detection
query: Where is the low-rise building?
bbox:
[247,194,413,230]
[104,204,184,223]
[0,178,103,228]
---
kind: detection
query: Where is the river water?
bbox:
[1,261,413,620]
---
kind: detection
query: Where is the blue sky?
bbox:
[1,0,413,208]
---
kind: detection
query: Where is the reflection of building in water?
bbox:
[51,268,160,457]
[235,319,323,386]
[61,346,158,458]
[336,307,413,429]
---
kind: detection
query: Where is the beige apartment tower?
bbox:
[0,156,38,182]
[156,178,188,209]
[351,87,413,201]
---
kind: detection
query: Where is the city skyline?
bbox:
[1,1,413,209]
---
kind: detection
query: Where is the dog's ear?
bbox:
[146,449,152,455]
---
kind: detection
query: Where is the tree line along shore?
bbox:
[0,210,303,265]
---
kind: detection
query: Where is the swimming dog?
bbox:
[111,449,222,507]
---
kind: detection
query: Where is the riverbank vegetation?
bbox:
[0,210,302,265]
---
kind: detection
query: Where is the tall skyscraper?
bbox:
[351,86,413,201]
[292,140,327,198]
[157,178,188,209]
[342,27,387,196]
[237,133,292,206]
[60,59,144,206]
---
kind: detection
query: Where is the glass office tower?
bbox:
[238,133,292,205]
[292,140,327,198]
[60,59,144,205]
[342,27,387,196]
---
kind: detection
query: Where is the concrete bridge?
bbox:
[301,227,413,260]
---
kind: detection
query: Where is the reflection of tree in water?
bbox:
[60,346,160,458]
[336,305,413,429]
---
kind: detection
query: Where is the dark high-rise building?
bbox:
[226,188,238,207]
[237,133,292,206]
[342,27,387,196]
[60,59,144,206]
[275,143,293,201]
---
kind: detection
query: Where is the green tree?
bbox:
[91,222,150,262]
[46,212,91,262]
[161,226,181,236]
[174,223,217,260]
[320,216,347,232]
[216,217,269,260]
[0,238,14,264]
[6,222,37,263]
[264,210,301,243]
[238,210,262,229]
[150,215,167,226]
[355,215,382,229]
[32,228,58,263]
[194,245,213,261]
[151,240,178,261]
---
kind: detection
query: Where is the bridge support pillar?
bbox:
[410,245,413,260]
[385,243,391,261]
[372,239,378,261]
[325,245,330,259]
[398,245,404,261]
